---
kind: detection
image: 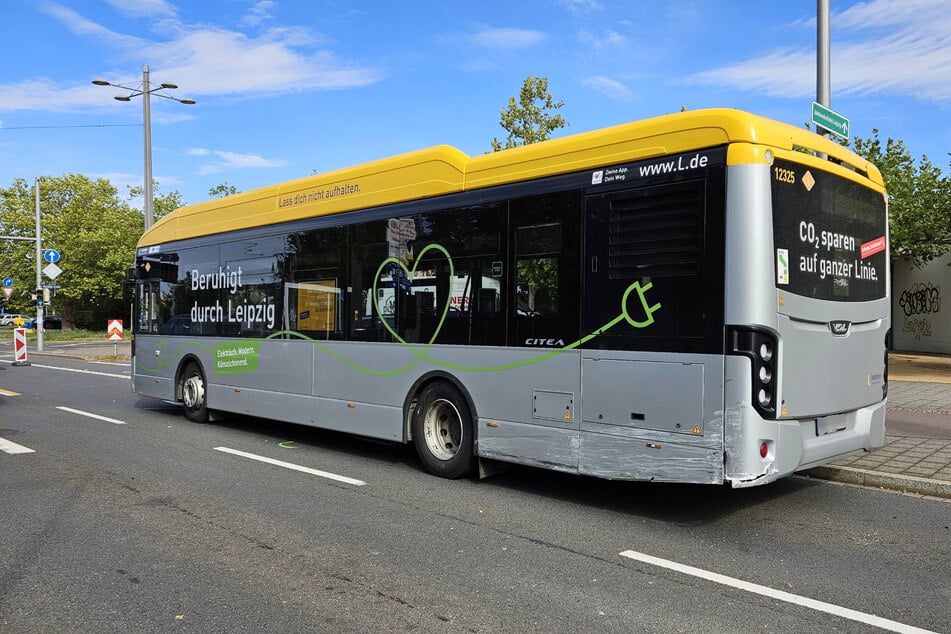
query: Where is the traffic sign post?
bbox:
[108,319,124,356]
[811,101,849,140]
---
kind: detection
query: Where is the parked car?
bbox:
[0,314,34,328]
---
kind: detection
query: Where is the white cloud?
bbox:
[2,2,382,114]
[241,1,277,27]
[686,0,951,103]
[148,28,379,95]
[196,150,287,175]
[583,76,637,101]
[40,3,144,48]
[102,0,177,18]
[470,27,546,52]
[578,29,629,50]
[559,0,602,14]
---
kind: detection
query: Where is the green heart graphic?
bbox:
[372,242,454,349]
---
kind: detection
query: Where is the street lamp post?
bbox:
[93,65,195,230]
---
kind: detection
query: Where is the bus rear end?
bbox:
[723,145,889,486]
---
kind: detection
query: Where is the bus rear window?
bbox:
[771,159,887,302]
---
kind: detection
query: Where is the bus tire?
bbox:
[412,382,475,478]
[180,362,209,423]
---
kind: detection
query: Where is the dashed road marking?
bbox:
[0,437,35,454]
[214,446,366,486]
[57,406,126,425]
[619,549,937,634]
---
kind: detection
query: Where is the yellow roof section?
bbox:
[139,108,882,248]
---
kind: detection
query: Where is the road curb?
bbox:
[802,465,951,499]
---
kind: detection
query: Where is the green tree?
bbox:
[209,182,239,198]
[850,131,951,266]
[490,76,568,152]
[0,174,142,328]
[127,183,185,222]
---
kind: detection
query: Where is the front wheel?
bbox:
[412,382,475,478]
[180,362,209,423]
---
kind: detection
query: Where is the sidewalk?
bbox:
[802,352,951,499]
[25,343,951,498]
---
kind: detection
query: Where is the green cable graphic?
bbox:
[135,245,661,376]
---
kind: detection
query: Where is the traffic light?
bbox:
[35,289,44,307]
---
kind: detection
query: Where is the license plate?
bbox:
[816,416,847,436]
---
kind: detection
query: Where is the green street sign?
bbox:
[812,101,850,140]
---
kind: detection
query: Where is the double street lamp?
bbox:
[93,65,195,230]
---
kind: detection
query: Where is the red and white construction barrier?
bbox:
[12,327,29,366]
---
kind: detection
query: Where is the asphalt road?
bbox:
[0,356,948,633]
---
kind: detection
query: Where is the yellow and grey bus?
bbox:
[129,108,889,487]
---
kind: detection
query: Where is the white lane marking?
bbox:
[0,437,36,454]
[0,388,21,396]
[1,361,128,379]
[56,406,127,425]
[619,550,937,634]
[214,446,367,486]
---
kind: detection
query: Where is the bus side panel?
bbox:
[132,337,177,401]
[579,352,725,483]
[314,342,584,470]
[219,339,316,397]
[579,432,722,483]
[477,421,580,473]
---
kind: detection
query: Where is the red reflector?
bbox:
[759,442,769,458]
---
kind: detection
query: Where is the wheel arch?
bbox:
[402,370,478,451]
[174,353,205,402]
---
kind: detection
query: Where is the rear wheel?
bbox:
[412,382,475,478]
[180,362,209,423]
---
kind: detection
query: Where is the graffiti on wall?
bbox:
[899,282,941,340]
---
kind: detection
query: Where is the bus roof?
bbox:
[139,108,883,247]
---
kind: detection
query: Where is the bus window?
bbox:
[288,227,346,339]
[348,221,391,341]
[219,237,285,338]
[408,203,506,345]
[511,191,581,346]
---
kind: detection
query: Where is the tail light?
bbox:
[727,327,779,418]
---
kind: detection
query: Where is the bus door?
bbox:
[488,193,581,470]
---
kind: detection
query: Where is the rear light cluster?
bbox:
[727,327,779,418]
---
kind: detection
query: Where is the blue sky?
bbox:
[0,0,948,209]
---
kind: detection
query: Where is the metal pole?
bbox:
[142,64,154,230]
[34,178,44,352]
[817,0,831,134]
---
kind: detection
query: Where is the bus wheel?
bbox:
[412,382,475,478]
[181,362,209,423]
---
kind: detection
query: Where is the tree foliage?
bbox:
[0,174,144,328]
[127,183,185,222]
[209,182,239,198]
[490,76,568,152]
[849,131,951,266]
